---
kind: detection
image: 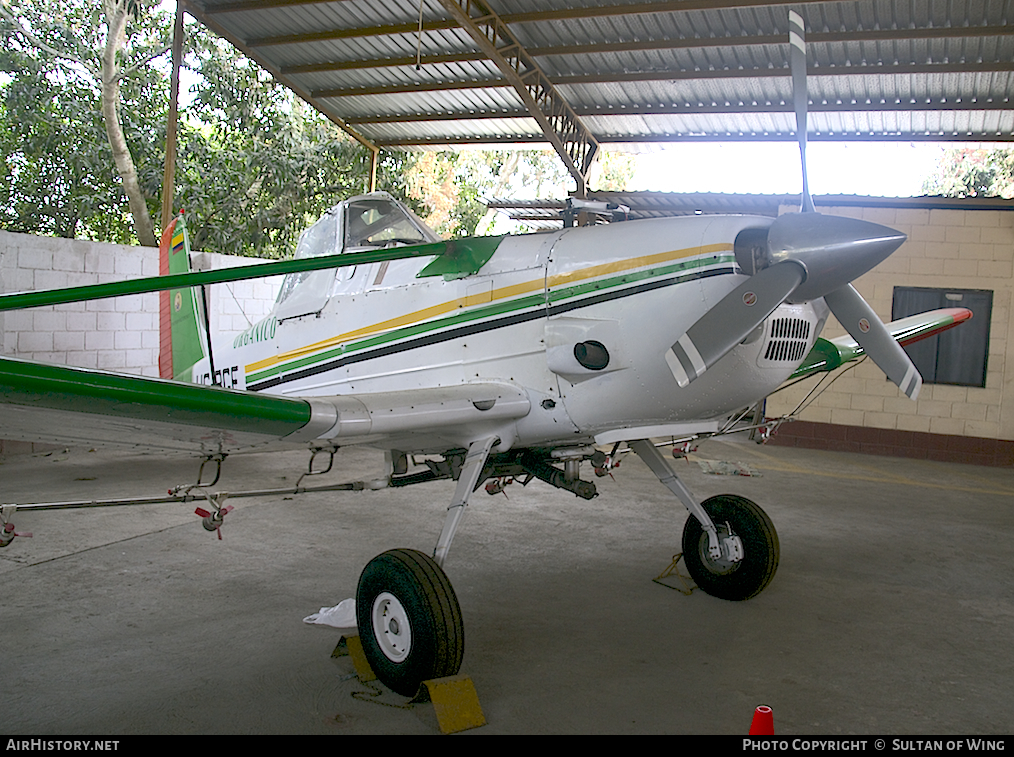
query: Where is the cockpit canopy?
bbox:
[343,195,438,250]
[275,193,440,317]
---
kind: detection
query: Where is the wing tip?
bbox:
[952,307,974,325]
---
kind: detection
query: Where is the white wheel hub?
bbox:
[371,591,412,663]
[700,524,743,574]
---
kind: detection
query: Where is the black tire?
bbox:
[355,548,464,696]
[682,494,779,601]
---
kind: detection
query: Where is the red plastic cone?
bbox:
[749,705,774,735]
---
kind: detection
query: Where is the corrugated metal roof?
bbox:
[488,192,1014,229]
[181,0,1013,155]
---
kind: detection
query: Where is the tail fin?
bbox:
[158,213,207,381]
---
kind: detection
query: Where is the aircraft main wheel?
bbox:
[355,548,464,696]
[682,494,779,601]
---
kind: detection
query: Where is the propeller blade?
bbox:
[824,284,922,400]
[789,10,815,213]
[666,262,805,387]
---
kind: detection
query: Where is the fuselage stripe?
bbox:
[245,256,734,386]
[246,264,737,392]
[244,242,732,376]
[245,251,735,385]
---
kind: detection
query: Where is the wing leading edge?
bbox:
[0,356,530,456]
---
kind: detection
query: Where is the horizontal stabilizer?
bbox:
[824,284,922,399]
[790,307,972,380]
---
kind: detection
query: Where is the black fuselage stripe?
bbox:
[247,266,737,392]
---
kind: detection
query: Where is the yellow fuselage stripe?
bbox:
[244,242,732,374]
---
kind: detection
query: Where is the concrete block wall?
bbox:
[765,204,1014,442]
[189,251,284,346]
[0,231,282,378]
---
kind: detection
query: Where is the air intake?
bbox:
[762,318,811,363]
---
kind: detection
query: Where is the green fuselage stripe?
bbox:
[246,254,736,385]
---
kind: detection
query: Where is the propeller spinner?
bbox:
[666,11,922,401]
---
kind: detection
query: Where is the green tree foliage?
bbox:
[404,148,635,238]
[0,0,169,243]
[922,147,1014,199]
[0,1,387,256]
[404,151,520,238]
[0,1,636,255]
[162,32,407,258]
[591,151,637,193]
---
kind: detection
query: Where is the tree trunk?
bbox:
[101,1,157,247]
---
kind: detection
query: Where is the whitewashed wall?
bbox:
[0,231,283,378]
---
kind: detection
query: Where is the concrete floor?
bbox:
[2,436,1013,735]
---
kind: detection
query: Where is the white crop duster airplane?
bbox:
[0,13,972,697]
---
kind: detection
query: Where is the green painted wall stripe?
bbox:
[0,357,311,436]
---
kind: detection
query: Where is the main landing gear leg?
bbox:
[629,439,779,601]
[355,436,497,696]
[433,436,498,567]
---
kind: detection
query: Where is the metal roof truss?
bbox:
[179,0,1014,167]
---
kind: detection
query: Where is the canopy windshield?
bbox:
[344,196,439,249]
[275,193,440,312]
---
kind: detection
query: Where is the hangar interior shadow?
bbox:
[2,437,1012,734]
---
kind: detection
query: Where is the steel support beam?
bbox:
[367,145,378,193]
[437,0,599,197]
[312,61,1014,101]
[160,3,186,233]
[282,25,1013,77]
[346,98,1012,126]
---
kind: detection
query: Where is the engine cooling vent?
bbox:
[762,318,811,363]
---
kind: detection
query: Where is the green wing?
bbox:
[0,357,313,455]
[0,357,530,456]
[0,237,504,314]
[791,307,973,380]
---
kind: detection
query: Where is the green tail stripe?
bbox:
[167,215,207,379]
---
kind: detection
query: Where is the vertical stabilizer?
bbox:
[158,214,207,381]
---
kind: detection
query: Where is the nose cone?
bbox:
[767,212,907,302]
